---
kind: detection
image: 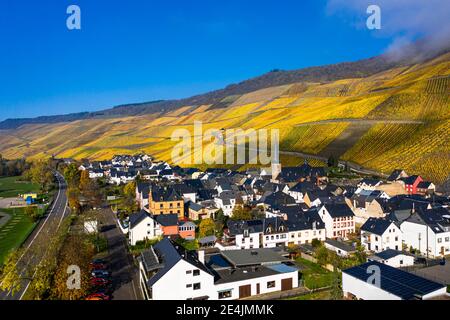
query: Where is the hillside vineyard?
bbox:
[0,52,448,184]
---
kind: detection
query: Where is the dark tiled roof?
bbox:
[372,249,410,260]
[401,175,421,185]
[147,238,212,286]
[227,219,264,235]
[323,203,355,218]
[259,191,296,209]
[276,164,325,183]
[154,214,178,227]
[387,169,406,181]
[325,239,356,252]
[360,217,393,235]
[151,186,182,202]
[129,210,150,228]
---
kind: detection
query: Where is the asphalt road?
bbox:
[101,207,141,300]
[0,172,70,300]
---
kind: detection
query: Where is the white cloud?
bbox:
[326,0,450,60]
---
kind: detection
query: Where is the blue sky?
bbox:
[0,0,418,120]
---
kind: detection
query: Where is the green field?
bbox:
[0,207,36,265]
[0,176,40,198]
[0,176,41,265]
[296,257,334,289]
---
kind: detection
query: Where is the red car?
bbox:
[90,277,111,287]
[90,263,107,270]
[85,293,111,301]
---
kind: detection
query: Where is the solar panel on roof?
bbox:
[343,261,444,300]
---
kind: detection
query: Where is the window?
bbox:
[438,238,442,243]
[218,290,232,299]
[193,283,201,290]
[446,237,450,242]
[267,281,276,288]
[186,284,192,288]
[186,270,192,274]
[160,204,163,208]
[193,270,200,276]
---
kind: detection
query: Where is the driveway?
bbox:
[101,207,142,300]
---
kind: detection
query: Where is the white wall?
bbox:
[361,223,402,253]
[152,259,215,300]
[213,270,298,300]
[129,217,162,245]
[401,221,450,258]
[235,233,260,249]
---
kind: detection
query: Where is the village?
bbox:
[72,153,450,301]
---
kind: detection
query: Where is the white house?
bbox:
[324,239,356,257]
[89,169,104,179]
[214,191,241,216]
[139,239,299,300]
[129,210,163,245]
[224,220,263,250]
[400,208,450,258]
[360,218,403,253]
[317,203,355,239]
[367,249,415,268]
[342,261,446,300]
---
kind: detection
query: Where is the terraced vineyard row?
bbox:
[280,123,349,155]
[425,76,449,94]
[341,123,423,164]
[347,120,450,183]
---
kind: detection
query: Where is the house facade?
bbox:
[360,218,402,253]
[318,203,355,239]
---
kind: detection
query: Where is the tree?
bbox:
[354,243,367,264]
[0,249,24,295]
[64,164,81,188]
[79,170,91,192]
[67,187,81,213]
[199,218,215,238]
[311,238,322,248]
[329,271,343,300]
[51,234,94,300]
[25,206,40,222]
[327,154,338,168]
[315,245,329,266]
[79,170,103,209]
[230,206,252,221]
[28,159,54,192]
[121,181,137,213]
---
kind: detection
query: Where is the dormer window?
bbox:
[243,229,249,237]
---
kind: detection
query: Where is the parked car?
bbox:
[85,293,111,301]
[90,277,111,287]
[90,263,107,270]
[92,259,107,265]
[91,270,110,278]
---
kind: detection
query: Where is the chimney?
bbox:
[198,250,205,264]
